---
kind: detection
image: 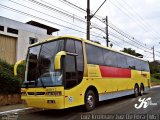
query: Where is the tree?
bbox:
[121,48,143,58]
[149,61,160,74]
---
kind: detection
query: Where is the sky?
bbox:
[0,0,160,61]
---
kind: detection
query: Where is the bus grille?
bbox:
[27,92,45,95]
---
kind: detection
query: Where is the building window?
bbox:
[29,37,38,44]
[0,25,4,31]
[7,27,18,34]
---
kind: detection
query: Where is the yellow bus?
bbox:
[14,36,151,111]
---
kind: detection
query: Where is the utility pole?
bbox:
[86,0,90,40]
[152,46,155,61]
[105,16,109,47]
[86,0,107,40]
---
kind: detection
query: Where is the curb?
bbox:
[151,85,160,88]
[0,107,33,115]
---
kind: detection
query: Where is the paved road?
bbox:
[2,87,160,120]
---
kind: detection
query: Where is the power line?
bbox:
[42,0,160,58]
[58,0,86,12]
[3,1,109,41]
[27,0,86,23]
[2,1,160,59]
[10,4,109,42]
[109,25,151,50]
[44,0,153,51]
[119,0,160,40]
[90,23,157,57]
[0,4,93,37]
[26,0,160,55]
[110,33,160,58]
[108,37,160,59]
[109,32,153,54]
[109,37,123,48]
[110,0,160,41]
[109,0,148,32]
[9,0,86,31]
[90,24,153,54]
[93,16,152,50]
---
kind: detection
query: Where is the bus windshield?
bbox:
[24,40,64,87]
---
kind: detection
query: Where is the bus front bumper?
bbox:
[21,96,64,109]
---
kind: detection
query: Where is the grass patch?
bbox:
[151,76,160,86]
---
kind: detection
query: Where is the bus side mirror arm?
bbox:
[54,51,67,70]
[14,60,25,76]
[54,51,78,70]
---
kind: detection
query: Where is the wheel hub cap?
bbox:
[87,95,94,107]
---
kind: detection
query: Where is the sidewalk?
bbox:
[0,104,44,115]
[0,104,27,112]
[0,104,35,115]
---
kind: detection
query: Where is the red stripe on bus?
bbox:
[99,66,131,78]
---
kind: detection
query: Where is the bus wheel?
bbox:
[85,90,96,111]
[134,84,139,97]
[139,84,144,96]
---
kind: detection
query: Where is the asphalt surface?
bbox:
[1,87,160,120]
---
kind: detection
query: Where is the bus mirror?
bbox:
[54,51,67,70]
[14,60,25,76]
[66,52,78,56]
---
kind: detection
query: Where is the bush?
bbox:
[149,61,160,74]
[152,73,160,80]
[0,59,23,94]
[17,62,26,82]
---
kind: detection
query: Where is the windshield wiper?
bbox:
[39,77,46,88]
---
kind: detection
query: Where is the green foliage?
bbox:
[0,59,13,70]
[149,61,160,85]
[152,73,160,80]
[149,61,160,74]
[151,75,160,86]
[17,62,26,81]
[0,59,25,94]
[121,48,143,57]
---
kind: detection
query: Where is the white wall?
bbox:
[17,30,51,61]
[0,16,53,62]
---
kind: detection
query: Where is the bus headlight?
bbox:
[46,91,62,96]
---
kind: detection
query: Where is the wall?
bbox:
[0,94,21,106]
[0,16,52,62]
[16,29,51,61]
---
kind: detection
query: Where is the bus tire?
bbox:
[84,90,96,111]
[139,84,144,96]
[134,84,139,97]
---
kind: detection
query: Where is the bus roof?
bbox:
[30,35,148,62]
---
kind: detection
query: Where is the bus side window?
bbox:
[116,53,128,68]
[134,59,141,70]
[65,39,84,89]
[65,55,77,89]
[140,61,150,72]
[126,57,136,69]
[75,41,84,83]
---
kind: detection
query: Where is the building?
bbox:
[0,16,59,64]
